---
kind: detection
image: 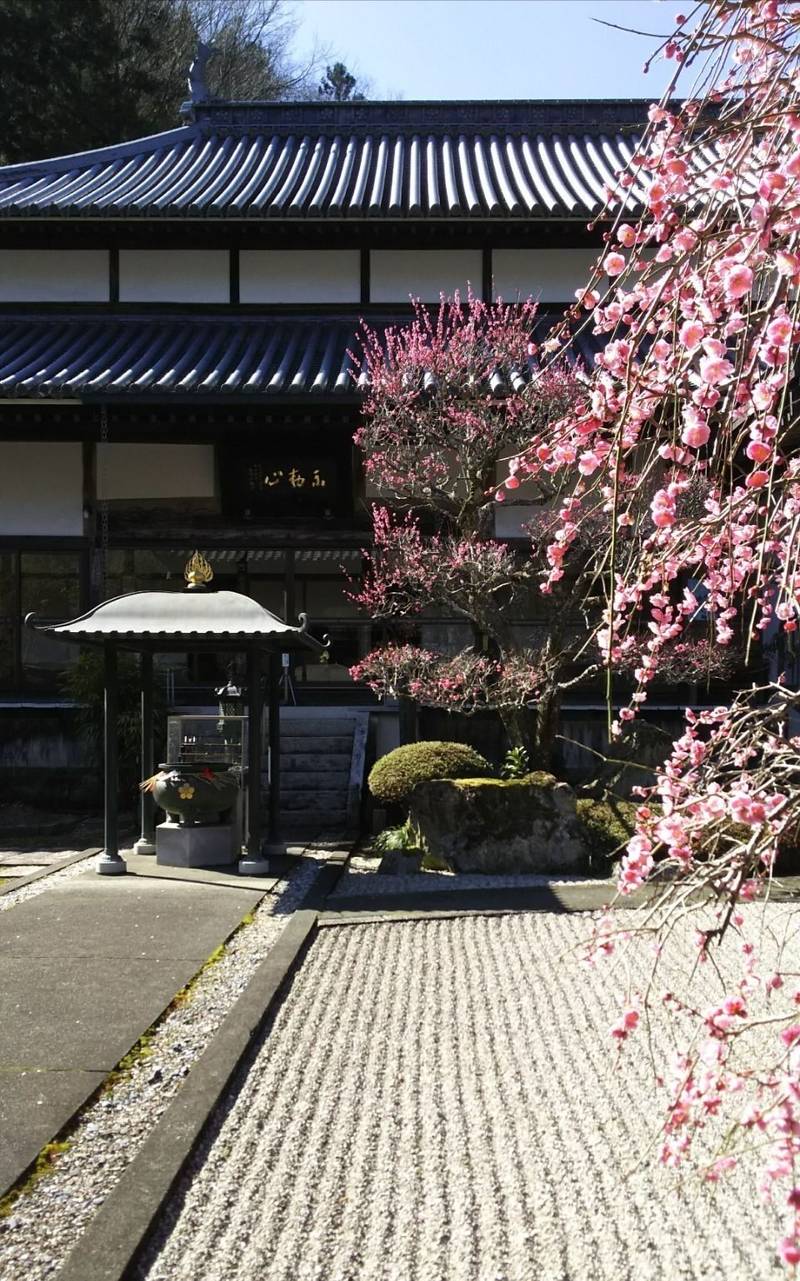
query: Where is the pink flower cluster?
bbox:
[350,644,546,713]
[546,3,800,1257]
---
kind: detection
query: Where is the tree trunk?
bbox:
[498,679,561,771]
[532,680,561,771]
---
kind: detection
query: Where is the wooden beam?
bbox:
[268,653,281,842]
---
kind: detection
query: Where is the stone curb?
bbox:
[54,848,351,1281]
[0,849,100,897]
[318,875,800,928]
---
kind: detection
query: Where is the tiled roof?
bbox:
[0,99,645,220]
[0,314,603,400]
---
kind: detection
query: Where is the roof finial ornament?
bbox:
[189,40,217,102]
[185,550,214,591]
[180,40,218,121]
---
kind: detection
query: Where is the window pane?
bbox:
[248,578,285,617]
[301,577,357,618]
[20,553,81,690]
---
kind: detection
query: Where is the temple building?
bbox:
[0,91,647,802]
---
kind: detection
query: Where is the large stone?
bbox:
[408,775,589,873]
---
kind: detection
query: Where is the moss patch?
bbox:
[451,771,558,791]
[576,796,639,871]
[0,1140,71,1219]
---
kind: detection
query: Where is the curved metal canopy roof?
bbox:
[0,99,646,220]
[26,589,325,650]
[0,313,604,400]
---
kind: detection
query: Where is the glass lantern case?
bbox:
[166,715,248,771]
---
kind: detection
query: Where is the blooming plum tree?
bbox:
[515,0,800,1265]
[350,298,724,763]
[350,297,594,763]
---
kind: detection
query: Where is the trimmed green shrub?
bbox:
[368,740,494,808]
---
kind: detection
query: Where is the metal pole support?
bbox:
[97,643,126,875]
[239,645,269,876]
[133,650,156,855]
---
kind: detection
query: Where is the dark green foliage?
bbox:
[0,0,330,163]
[0,0,172,163]
[64,650,163,803]
[372,819,418,853]
[501,746,531,779]
[318,62,364,101]
[368,740,494,808]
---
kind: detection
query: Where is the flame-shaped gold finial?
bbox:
[184,550,214,590]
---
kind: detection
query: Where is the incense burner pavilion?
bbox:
[0,89,649,820]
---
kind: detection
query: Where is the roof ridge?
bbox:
[0,124,197,180]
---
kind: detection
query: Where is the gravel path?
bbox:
[0,855,323,1281]
[138,909,788,1281]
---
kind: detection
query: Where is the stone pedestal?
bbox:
[156,821,238,868]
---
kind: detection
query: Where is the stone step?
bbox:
[280,790,348,811]
[281,771,350,792]
[279,804,348,818]
[280,718,358,736]
[281,734,352,754]
[279,822,348,838]
[280,752,352,771]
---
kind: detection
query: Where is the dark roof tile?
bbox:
[0,314,602,400]
[0,100,647,219]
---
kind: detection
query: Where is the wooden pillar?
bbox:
[133,650,156,855]
[240,645,269,873]
[97,643,126,875]
[268,652,281,842]
[398,695,418,745]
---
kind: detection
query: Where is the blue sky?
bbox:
[292,0,679,100]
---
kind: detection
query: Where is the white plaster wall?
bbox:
[0,250,109,302]
[240,250,360,303]
[0,442,83,534]
[97,444,216,500]
[492,248,600,303]
[119,250,229,303]
[370,250,482,303]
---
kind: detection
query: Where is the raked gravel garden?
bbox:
[135,907,790,1281]
[1,839,796,1281]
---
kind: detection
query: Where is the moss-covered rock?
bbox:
[409,775,588,873]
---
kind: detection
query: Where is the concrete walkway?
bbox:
[0,856,277,1195]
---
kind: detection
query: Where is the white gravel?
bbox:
[0,855,323,1281]
[137,908,790,1281]
[332,855,604,898]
